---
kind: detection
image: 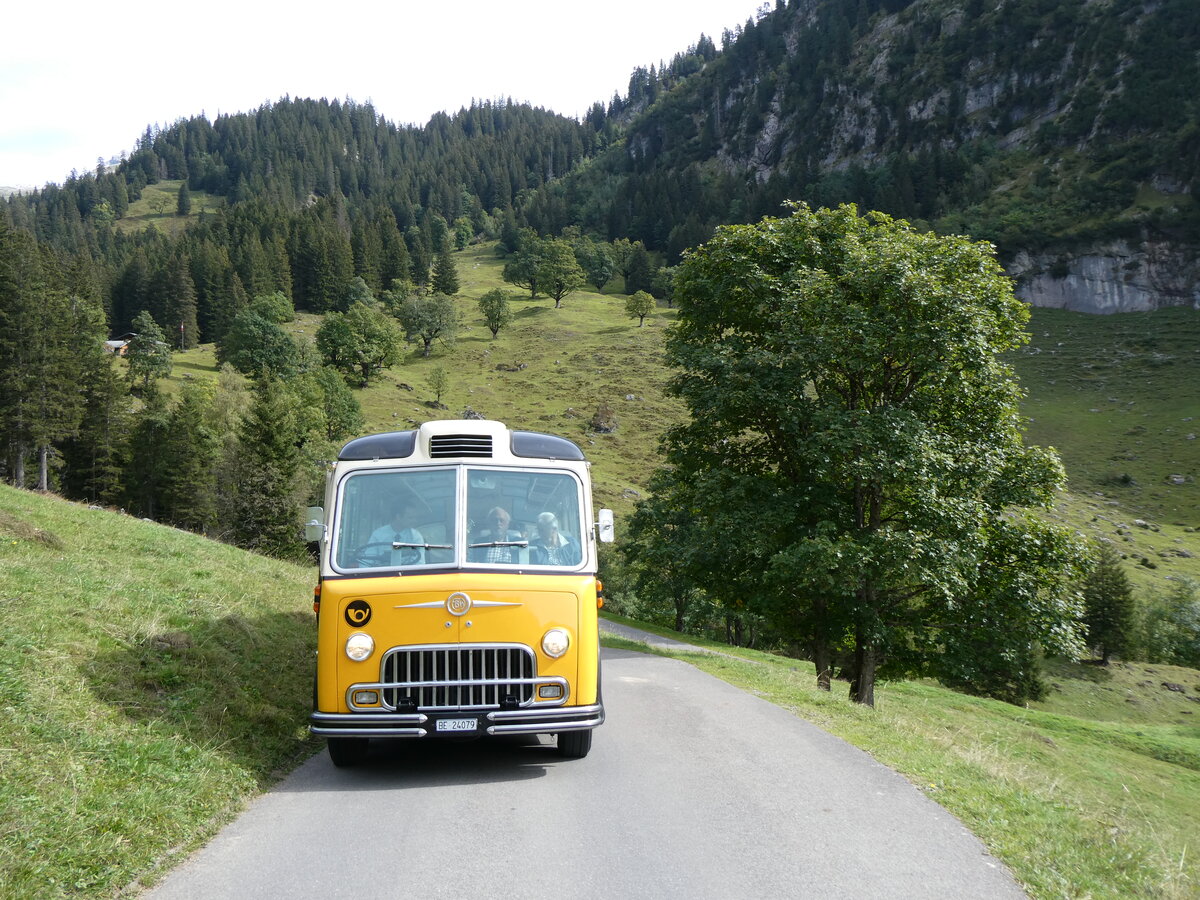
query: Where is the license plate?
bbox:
[435,718,477,733]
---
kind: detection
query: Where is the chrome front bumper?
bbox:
[309,702,604,739]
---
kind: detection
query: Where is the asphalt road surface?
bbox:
[146,644,1025,899]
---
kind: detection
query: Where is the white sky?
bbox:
[1,0,769,189]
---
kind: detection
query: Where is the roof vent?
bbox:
[430,433,493,458]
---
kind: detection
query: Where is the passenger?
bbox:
[529,512,580,566]
[367,498,426,566]
[469,506,525,563]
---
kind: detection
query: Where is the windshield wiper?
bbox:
[392,541,453,550]
[468,540,529,548]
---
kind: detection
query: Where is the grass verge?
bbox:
[601,619,1200,900]
[0,485,317,897]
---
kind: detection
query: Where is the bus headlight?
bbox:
[542,628,570,659]
[345,632,375,662]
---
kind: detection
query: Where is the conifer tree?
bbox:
[59,349,131,505]
[431,243,460,295]
[124,385,172,519]
[0,222,101,488]
[160,383,219,532]
[225,375,306,559]
[1082,542,1136,664]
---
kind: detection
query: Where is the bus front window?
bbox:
[334,469,456,570]
[467,468,584,569]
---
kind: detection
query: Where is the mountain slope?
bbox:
[536,0,1199,311]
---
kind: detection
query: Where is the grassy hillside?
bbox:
[603,617,1200,899]
[112,179,222,237]
[0,485,315,896]
[168,242,1200,579]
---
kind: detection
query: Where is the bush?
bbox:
[1132,578,1200,667]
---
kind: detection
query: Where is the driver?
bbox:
[367,497,426,566]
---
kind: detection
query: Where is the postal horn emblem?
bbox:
[446,592,472,616]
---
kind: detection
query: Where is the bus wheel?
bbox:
[556,729,592,759]
[327,737,369,767]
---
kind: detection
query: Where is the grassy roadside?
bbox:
[0,486,317,897]
[600,616,1200,899]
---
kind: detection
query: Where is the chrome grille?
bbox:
[380,644,536,710]
[429,434,492,457]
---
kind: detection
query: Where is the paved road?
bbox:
[146,642,1024,899]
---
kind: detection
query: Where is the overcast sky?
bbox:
[1,0,768,189]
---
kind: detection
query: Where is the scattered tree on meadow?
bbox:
[316,301,403,386]
[537,239,586,308]
[217,307,300,377]
[393,292,459,358]
[656,203,1086,706]
[574,236,614,291]
[502,236,543,298]
[477,288,514,339]
[429,367,449,406]
[126,310,174,392]
[626,290,654,326]
[176,181,191,216]
[1081,542,1136,664]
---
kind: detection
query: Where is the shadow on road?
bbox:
[284,734,559,790]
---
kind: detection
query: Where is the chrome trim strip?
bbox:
[394,599,522,610]
[347,676,568,711]
[486,715,603,736]
[310,711,428,725]
[487,703,603,723]
[311,727,427,738]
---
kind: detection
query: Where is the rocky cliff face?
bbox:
[1008,239,1200,313]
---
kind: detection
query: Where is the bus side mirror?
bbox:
[597,508,615,543]
[305,507,326,543]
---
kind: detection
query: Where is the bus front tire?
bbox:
[327,736,369,767]
[556,729,592,759]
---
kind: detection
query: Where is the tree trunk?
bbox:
[850,628,877,707]
[38,445,49,491]
[813,639,832,692]
[12,441,26,487]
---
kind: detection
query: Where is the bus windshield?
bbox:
[332,466,584,571]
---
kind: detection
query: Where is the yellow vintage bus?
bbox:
[307,419,612,766]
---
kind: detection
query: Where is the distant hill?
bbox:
[532,0,1200,312]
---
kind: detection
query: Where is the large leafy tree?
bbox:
[217,308,300,377]
[501,236,543,298]
[477,288,514,339]
[658,203,1086,706]
[537,239,586,308]
[316,301,403,384]
[392,292,459,358]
